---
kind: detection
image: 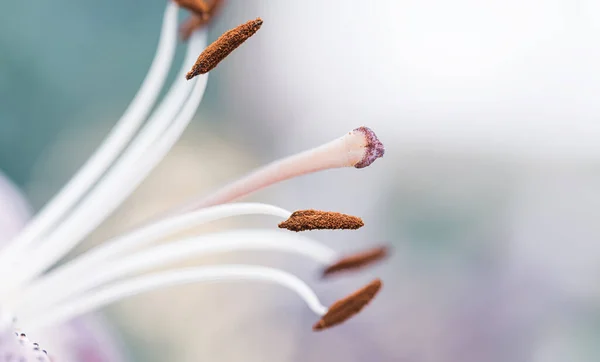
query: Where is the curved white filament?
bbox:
[22,266,328,332]
[165,130,370,216]
[3,203,291,310]
[5,203,288,306]
[11,33,210,288]
[0,3,179,270]
[17,230,337,316]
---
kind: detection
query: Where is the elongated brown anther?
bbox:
[323,246,389,277]
[278,210,364,232]
[313,279,382,331]
[179,0,225,40]
[186,17,263,80]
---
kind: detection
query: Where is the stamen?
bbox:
[17,230,337,316]
[167,127,385,213]
[313,279,382,331]
[179,0,225,40]
[4,203,292,309]
[278,210,364,232]
[0,3,179,274]
[322,246,389,277]
[186,17,263,79]
[2,31,211,292]
[21,266,329,332]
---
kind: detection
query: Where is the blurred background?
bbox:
[2,0,600,361]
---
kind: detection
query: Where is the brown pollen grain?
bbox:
[313,279,382,331]
[278,210,364,232]
[186,17,263,80]
[323,246,389,277]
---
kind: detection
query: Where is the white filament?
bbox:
[22,266,328,332]
[18,230,337,316]
[0,3,179,271]
[31,203,291,293]
[8,203,291,305]
[11,33,210,288]
[167,129,371,215]
[9,203,293,307]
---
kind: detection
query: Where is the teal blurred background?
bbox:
[3,0,600,361]
[1,1,228,198]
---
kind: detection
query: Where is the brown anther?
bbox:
[313,279,382,331]
[178,0,225,41]
[278,210,364,232]
[323,246,389,277]
[186,17,263,79]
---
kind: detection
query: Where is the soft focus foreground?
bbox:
[2,0,600,361]
[0,172,124,361]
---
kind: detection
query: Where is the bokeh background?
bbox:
[2,0,600,361]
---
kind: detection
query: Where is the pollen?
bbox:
[313,279,382,331]
[322,246,389,277]
[186,17,263,79]
[278,210,364,232]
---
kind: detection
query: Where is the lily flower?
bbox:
[0,2,387,360]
